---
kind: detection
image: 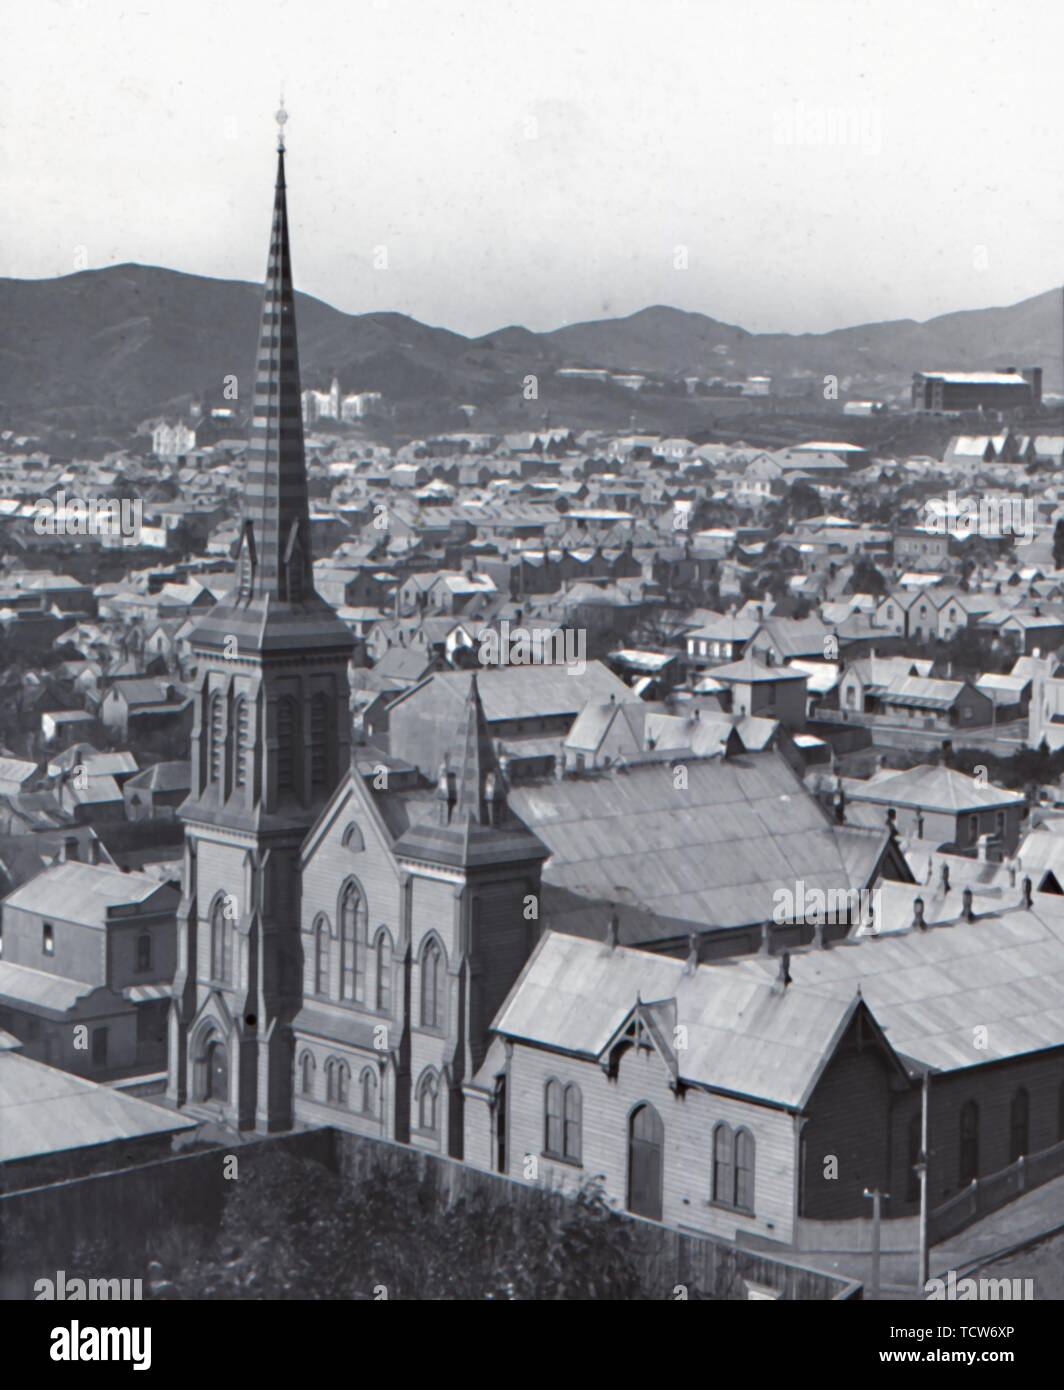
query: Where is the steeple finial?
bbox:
[275,94,288,152]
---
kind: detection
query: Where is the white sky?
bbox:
[2,0,1062,336]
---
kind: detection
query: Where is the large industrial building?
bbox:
[911,367,1042,413]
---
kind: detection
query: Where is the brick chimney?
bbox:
[913,896,926,930]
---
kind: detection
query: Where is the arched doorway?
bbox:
[627,1103,664,1221]
[206,1038,229,1102]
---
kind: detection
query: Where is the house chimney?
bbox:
[961,887,975,922]
[1022,875,1033,909]
[913,896,926,930]
[606,912,619,949]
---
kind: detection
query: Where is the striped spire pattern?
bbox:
[241,146,313,603]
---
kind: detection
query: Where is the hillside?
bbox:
[0,265,1059,442]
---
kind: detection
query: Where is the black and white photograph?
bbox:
[1,0,1063,1352]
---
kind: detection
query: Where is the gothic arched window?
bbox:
[374,928,392,1013]
[712,1123,735,1205]
[325,1057,349,1106]
[299,1051,315,1096]
[210,897,229,983]
[420,937,442,1028]
[314,916,330,997]
[417,1069,439,1134]
[339,881,365,1003]
[360,1066,378,1117]
[563,1083,582,1163]
[544,1079,563,1156]
[735,1128,756,1212]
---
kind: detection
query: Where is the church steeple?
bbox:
[172,109,355,1134]
[237,103,313,606]
[191,109,352,657]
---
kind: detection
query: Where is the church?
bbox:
[166,120,1064,1253]
[167,113,550,1148]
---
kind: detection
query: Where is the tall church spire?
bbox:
[192,108,352,656]
[238,101,313,605]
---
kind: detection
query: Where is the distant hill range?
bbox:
[0,264,1060,439]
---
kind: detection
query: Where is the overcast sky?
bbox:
[3,0,1062,337]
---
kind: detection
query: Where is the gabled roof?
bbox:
[509,752,872,936]
[3,861,177,925]
[736,893,1064,1071]
[491,931,864,1109]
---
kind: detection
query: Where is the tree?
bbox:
[849,559,889,597]
[785,480,821,521]
[151,1147,663,1301]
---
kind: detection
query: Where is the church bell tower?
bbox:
[168,107,354,1131]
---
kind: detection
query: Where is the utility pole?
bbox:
[863,1187,888,1300]
[917,1069,931,1293]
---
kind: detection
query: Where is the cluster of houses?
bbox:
[4,164,1064,1290]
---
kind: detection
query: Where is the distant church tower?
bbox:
[168,108,354,1131]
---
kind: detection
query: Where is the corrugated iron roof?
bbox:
[3,861,174,925]
[492,932,855,1108]
[0,1052,195,1161]
[510,753,869,934]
